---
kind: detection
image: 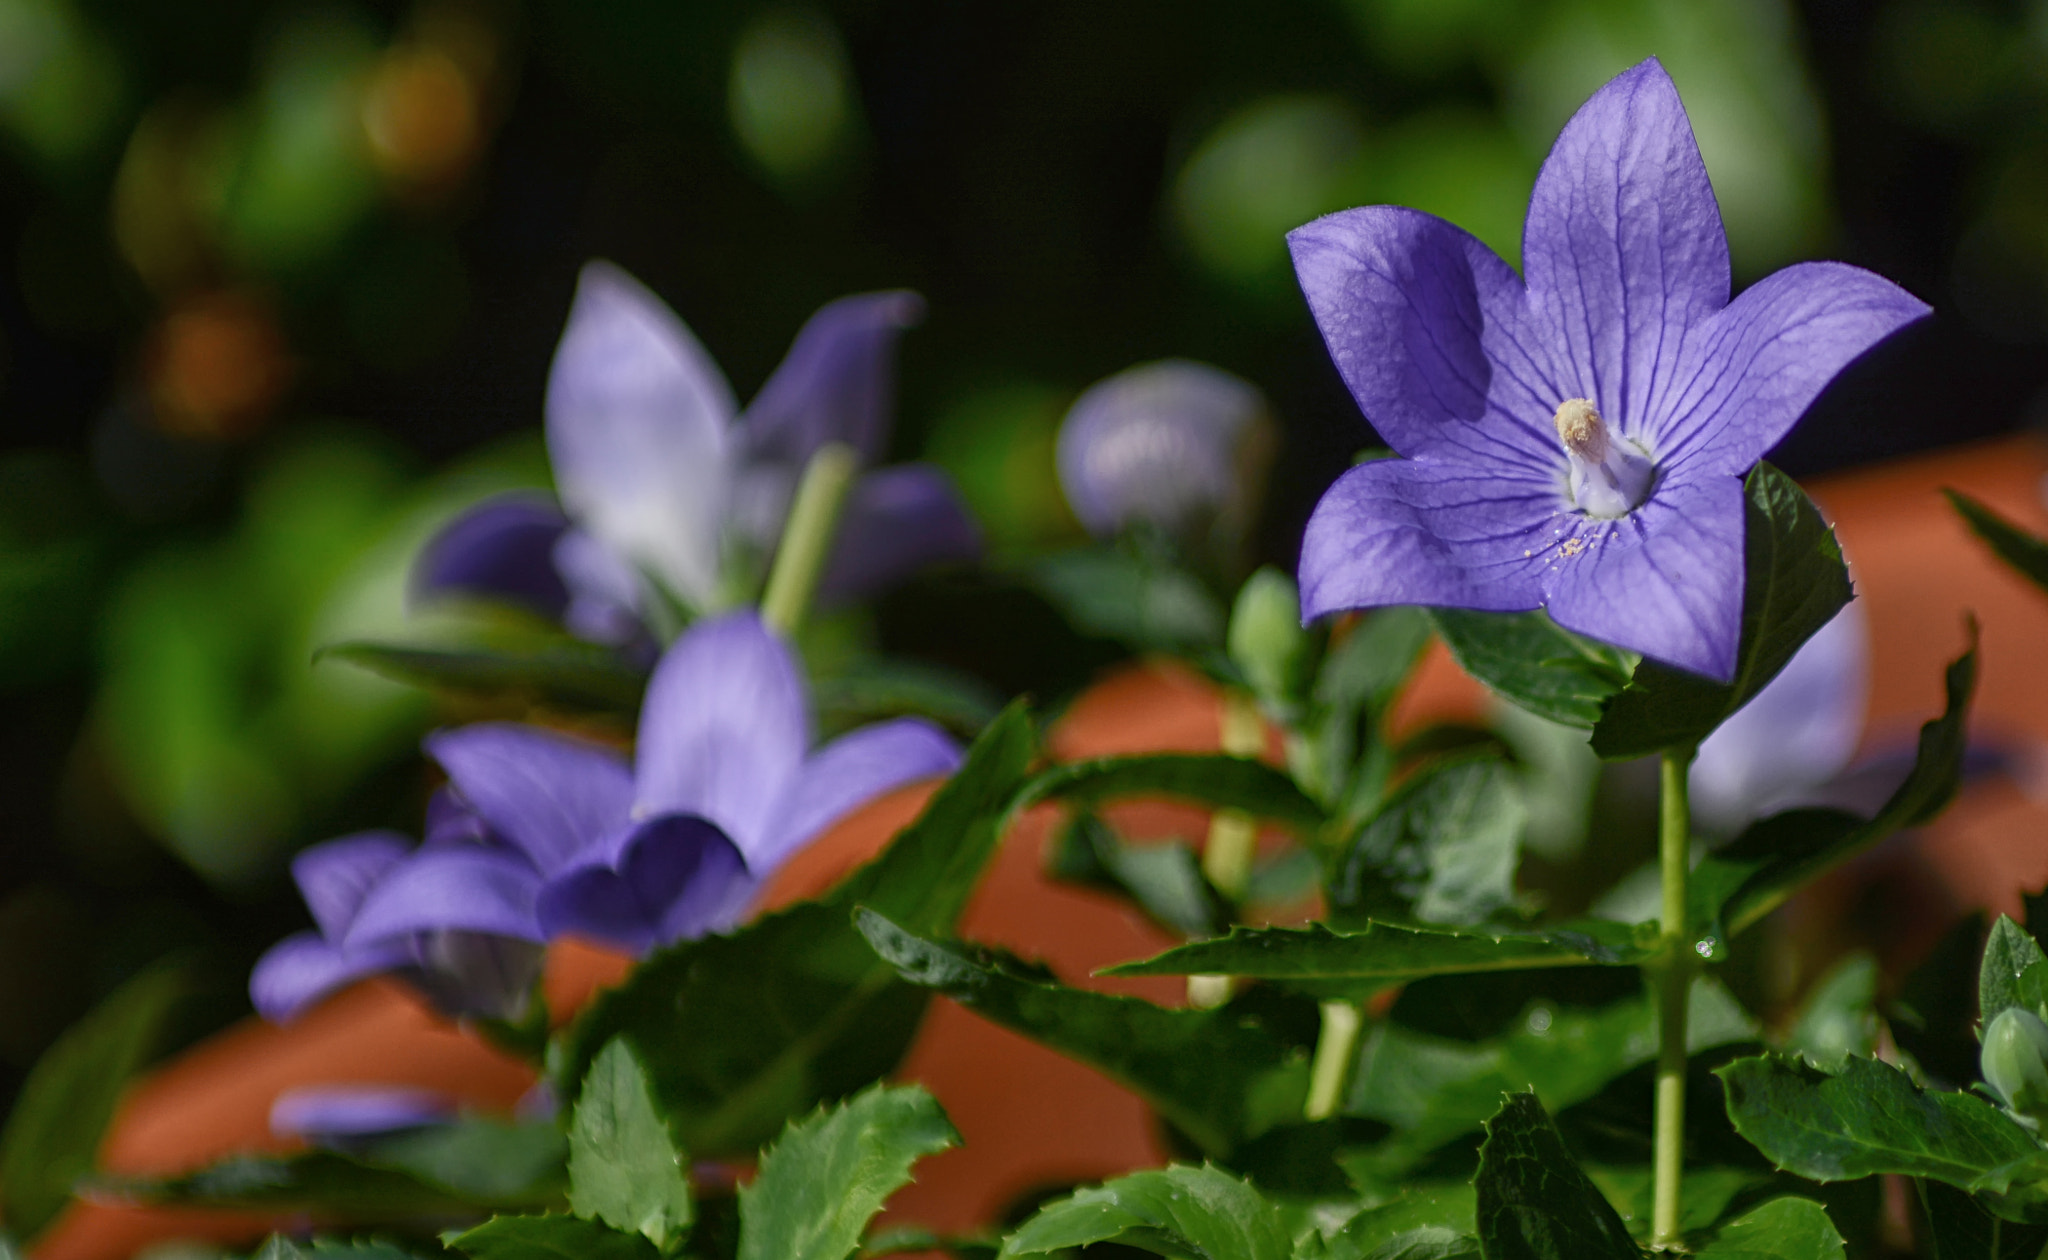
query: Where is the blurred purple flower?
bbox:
[251,612,960,1021]
[1289,60,1928,680]
[271,1085,455,1148]
[413,263,980,640]
[1056,359,1273,544]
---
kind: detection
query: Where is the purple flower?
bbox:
[270,1085,455,1148]
[1289,60,1929,680]
[251,613,961,1021]
[414,263,980,640]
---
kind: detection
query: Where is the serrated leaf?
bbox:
[1323,1187,1478,1258]
[1590,464,1851,759]
[1982,917,2048,1028]
[1691,637,1975,948]
[1473,1092,1641,1260]
[568,1040,692,1250]
[554,703,1035,1155]
[448,1213,659,1260]
[1947,489,2048,595]
[737,1085,958,1260]
[1023,754,1328,833]
[1428,610,1636,729]
[1101,920,1656,999]
[998,1164,1291,1260]
[317,638,646,712]
[1692,1198,1843,1260]
[856,911,1308,1155]
[0,960,186,1239]
[1328,756,1525,928]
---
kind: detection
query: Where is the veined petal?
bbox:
[758,718,962,874]
[1652,262,1931,475]
[741,290,925,467]
[1288,206,1567,474]
[410,496,571,619]
[343,847,545,946]
[1543,470,1747,681]
[816,464,983,604]
[249,932,410,1024]
[1298,458,1562,622]
[425,723,633,873]
[546,261,735,610]
[291,831,412,941]
[1522,58,1730,447]
[634,612,809,851]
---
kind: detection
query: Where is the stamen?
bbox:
[1554,399,1609,462]
[1553,397,1653,519]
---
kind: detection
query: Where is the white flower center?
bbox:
[1553,399,1652,518]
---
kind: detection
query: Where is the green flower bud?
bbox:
[1228,567,1306,704]
[1982,1006,2048,1125]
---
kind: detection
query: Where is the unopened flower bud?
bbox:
[1228,567,1307,703]
[1982,1006,2048,1125]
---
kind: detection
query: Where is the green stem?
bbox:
[1192,690,1265,1008]
[1652,745,1696,1249]
[759,442,859,638]
[1304,999,1363,1120]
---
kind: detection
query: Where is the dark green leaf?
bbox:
[1328,756,1525,928]
[1101,920,1656,999]
[568,1040,692,1250]
[1590,464,1852,759]
[1047,812,1225,937]
[1893,912,1989,1089]
[1692,637,1975,946]
[856,911,1307,1155]
[998,1164,1291,1260]
[317,637,646,712]
[1982,917,2048,1027]
[364,1117,567,1203]
[0,960,186,1239]
[1691,1198,1843,1260]
[1025,549,1226,652]
[1582,1166,1766,1244]
[811,657,1003,738]
[1428,610,1636,729]
[1947,489,2048,595]
[1324,1186,1477,1256]
[737,1085,958,1260]
[554,703,1036,1155]
[253,1236,433,1260]
[1473,1092,1641,1260]
[1784,954,1879,1068]
[1318,1229,1478,1260]
[104,1147,556,1217]
[449,1213,659,1260]
[1918,1177,2048,1260]
[1023,754,1328,833]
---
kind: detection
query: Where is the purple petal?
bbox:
[1650,262,1931,476]
[816,464,984,603]
[740,291,925,467]
[535,815,751,953]
[410,496,571,620]
[424,788,493,848]
[343,847,545,946]
[250,932,411,1024]
[407,931,547,1022]
[552,528,652,647]
[757,718,962,874]
[291,832,411,941]
[546,261,735,610]
[1543,470,1747,681]
[1298,458,1563,622]
[271,1086,454,1143]
[1287,206,1568,474]
[425,723,633,873]
[1691,597,1869,831]
[634,612,809,852]
[1520,59,1730,449]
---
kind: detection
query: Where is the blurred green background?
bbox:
[0,0,2038,1103]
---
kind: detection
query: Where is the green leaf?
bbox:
[449,1213,659,1260]
[811,657,1003,737]
[856,910,1308,1155]
[1583,1166,1766,1244]
[1429,610,1636,729]
[1320,1188,1478,1260]
[1982,916,2048,1027]
[1328,756,1525,928]
[253,1236,435,1260]
[998,1164,1292,1260]
[1297,607,1433,811]
[1473,1092,1641,1260]
[1228,568,1311,708]
[1023,754,1328,833]
[1717,1054,2039,1193]
[1047,812,1225,937]
[363,1117,567,1204]
[1691,1198,1843,1260]
[1917,1177,2048,1260]
[1783,953,1878,1068]
[1318,608,1434,718]
[737,1084,958,1260]
[105,1146,559,1217]
[1101,919,1656,999]
[1590,464,1852,759]
[1947,489,2048,595]
[1026,549,1227,652]
[1691,637,1975,947]
[554,702,1036,1155]
[0,960,186,1239]
[317,637,646,712]
[568,1040,692,1251]
[1320,1228,1478,1260]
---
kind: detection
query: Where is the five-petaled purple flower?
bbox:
[414,262,981,644]
[1290,59,1930,680]
[251,612,962,1022]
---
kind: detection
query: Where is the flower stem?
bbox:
[1652,745,1696,1249]
[1192,689,1265,1007]
[760,442,859,638]
[1305,999,1363,1120]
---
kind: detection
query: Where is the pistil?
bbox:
[1554,398,1653,518]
